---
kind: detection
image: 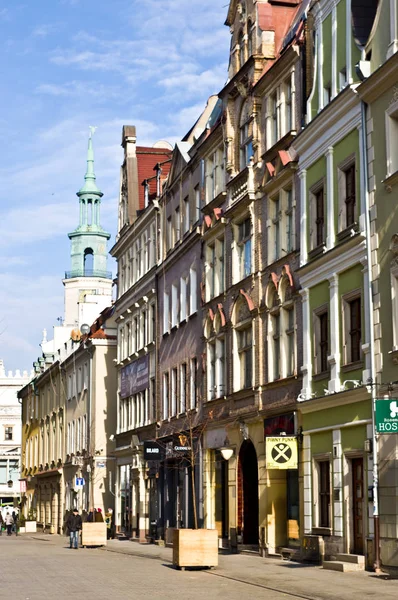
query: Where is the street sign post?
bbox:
[375,399,398,433]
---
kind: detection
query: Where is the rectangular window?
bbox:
[190,358,197,409]
[171,283,179,327]
[194,186,201,224]
[285,189,294,253]
[272,314,280,380]
[174,206,180,243]
[171,368,177,417]
[208,341,216,400]
[315,187,325,247]
[180,277,187,322]
[271,92,278,145]
[183,196,190,234]
[238,327,252,389]
[216,337,226,397]
[286,309,295,377]
[180,363,187,413]
[163,373,169,420]
[238,218,252,279]
[83,415,87,450]
[344,164,356,228]
[319,461,331,528]
[4,426,13,441]
[240,122,253,170]
[272,195,281,261]
[348,297,361,363]
[167,216,172,251]
[314,308,329,374]
[189,268,197,315]
[163,291,170,334]
[285,79,292,133]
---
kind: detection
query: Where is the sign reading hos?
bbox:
[375,399,398,433]
[265,437,298,469]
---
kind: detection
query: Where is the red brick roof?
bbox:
[136,147,172,210]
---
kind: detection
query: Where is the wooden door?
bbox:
[352,458,364,554]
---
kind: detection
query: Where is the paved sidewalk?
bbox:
[26,533,398,600]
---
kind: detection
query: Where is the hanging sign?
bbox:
[266,437,298,469]
[173,434,192,454]
[375,399,398,433]
[144,441,164,461]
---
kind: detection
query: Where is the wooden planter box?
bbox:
[173,529,218,570]
[81,522,107,547]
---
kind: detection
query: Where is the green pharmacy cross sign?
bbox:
[375,399,398,433]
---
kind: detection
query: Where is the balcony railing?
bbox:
[64,269,112,280]
[227,163,255,206]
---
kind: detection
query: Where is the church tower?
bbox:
[63,130,113,328]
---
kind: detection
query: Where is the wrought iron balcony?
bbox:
[64,269,112,280]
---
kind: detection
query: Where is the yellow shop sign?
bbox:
[266,437,298,469]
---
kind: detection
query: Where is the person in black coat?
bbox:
[66,509,82,549]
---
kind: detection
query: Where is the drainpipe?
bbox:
[361,99,380,573]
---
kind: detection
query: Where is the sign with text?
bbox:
[266,437,298,470]
[120,355,149,399]
[173,434,192,454]
[375,399,398,433]
[144,441,164,462]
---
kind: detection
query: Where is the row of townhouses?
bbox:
[18,0,398,575]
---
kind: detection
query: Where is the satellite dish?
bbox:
[152,140,173,150]
[80,323,91,335]
[70,328,81,342]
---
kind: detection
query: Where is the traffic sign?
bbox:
[266,437,298,469]
[75,477,85,488]
[375,399,398,433]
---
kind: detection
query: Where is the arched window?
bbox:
[238,30,245,68]
[239,102,254,170]
[232,296,253,391]
[84,248,93,275]
[247,20,253,57]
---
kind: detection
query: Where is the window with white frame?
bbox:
[386,100,398,177]
[190,358,197,409]
[206,318,226,400]
[270,194,281,261]
[208,338,216,400]
[309,181,326,250]
[171,283,179,327]
[240,114,254,170]
[180,363,187,413]
[338,158,356,232]
[285,78,292,133]
[205,236,225,300]
[189,267,197,315]
[163,372,169,420]
[183,196,190,234]
[83,414,87,450]
[171,368,177,416]
[180,276,188,321]
[342,292,362,364]
[205,148,224,204]
[174,206,180,243]
[313,306,329,374]
[238,326,253,389]
[194,185,201,224]
[4,426,13,441]
[166,215,172,252]
[163,291,170,334]
[150,223,156,267]
[149,302,156,342]
[236,218,252,280]
[316,459,331,528]
[285,188,295,253]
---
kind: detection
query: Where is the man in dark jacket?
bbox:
[66,508,82,549]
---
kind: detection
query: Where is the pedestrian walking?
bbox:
[12,511,18,536]
[4,513,13,536]
[66,508,82,549]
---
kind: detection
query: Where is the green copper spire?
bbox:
[77,127,103,197]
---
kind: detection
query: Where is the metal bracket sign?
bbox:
[375,399,398,433]
[265,437,298,469]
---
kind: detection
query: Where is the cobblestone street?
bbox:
[1,534,398,600]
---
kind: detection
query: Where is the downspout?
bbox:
[361,99,380,573]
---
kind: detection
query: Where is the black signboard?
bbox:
[144,441,164,461]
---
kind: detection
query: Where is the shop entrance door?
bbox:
[238,440,259,545]
[352,458,364,554]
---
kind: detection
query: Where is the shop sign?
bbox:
[173,434,192,454]
[375,399,398,433]
[120,355,149,399]
[19,480,27,493]
[144,441,164,461]
[266,437,298,469]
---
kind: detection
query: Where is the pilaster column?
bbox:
[300,287,312,398]
[328,274,340,392]
[318,19,324,111]
[346,0,352,83]
[361,257,371,382]
[332,429,343,537]
[387,0,398,58]
[326,147,335,250]
[299,169,308,266]
[331,5,337,97]
[303,434,312,533]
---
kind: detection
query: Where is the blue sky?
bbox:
[0,0,230,373]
